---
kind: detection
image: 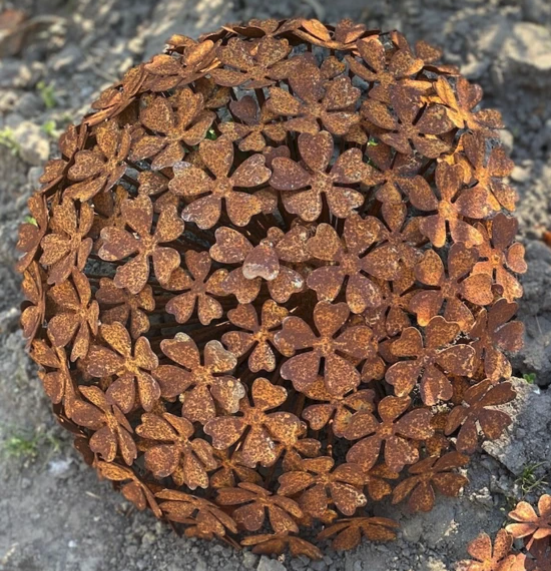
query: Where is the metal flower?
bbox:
[276,301,377,395]
[209,450,263,489]
[469,299,524,382]
[266,61,360,136]
[361,201,423,280]
[165,250,228,325]
[240,533,322,560]
[38,123,87,195]
[210,36,291,88]
[222,300,288,372]
[278,457,367,517]
[294,18,367,50]
[391,451,469,512]
[220,95,286,152]
[346,36,427,104]
[363,84,453,158]
[445,379,516,454]
[152,332,244,424]
[47,269,99,362]
[216,482,303,534]
[301,377,375,438]
[144,40,219,91]
[156,489,237,540]
[306,215,382,314]
[136,412,217,489]
[317,516,399,550]
[344,395,434,472]
[39,198,93,285]
[169,137,271,229]
[463,131,518,212]
[130,89,215,169]
[363,464,400,501]
[98,195,184,294]
[86,322,160,413]
[461,530,516,571]
[506,495,551,546]
[209,226,305,304]
[30,341,77,415]
[270,131,364,221]
[96,278,155,339]
[409,244,494,331]
[20,261,46,347]
[409,161,492,248]
[66,120,131,201]
[435,76,503,132]
[204,377,301,468]
[87,65,146,125]
[96,461,162,517]
[472,213,527,303]
[385,316,476,405]
[71,385,137,465]
[16,194,48,273]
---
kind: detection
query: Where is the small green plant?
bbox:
[206,127,217,140]
[41,119,58,138]
[515,462,548,496]
[1,428,61,462]
[23,215,38,226]
[522,373,536,384]
[0,127,20,155]
[37,80,57,109]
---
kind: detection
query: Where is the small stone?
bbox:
[511,165,531,183]
[242,551,258,569]
[499,129,514,153]
[141,531,156,546]
[11,121,50,166]
[257,556,287,571]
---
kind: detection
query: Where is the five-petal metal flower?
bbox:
[71,385,137,465]
[152,332,244,424]
[385,316,476,405]
[96,278,155,339]
[506,495,551,547]
[99,194,184,294]
[317,516,399,550]
[136,412,217,489]
[270,131,365,221]
[472,213,527,303]
[278,456,367,518]
[445,379,516,454]
[39,198,93,285]
[409,244,494,331]
[222,300,288,372]
[204,377,302,468]
[306,215,382,314]
[169,137,271,229]
[130,89,215,169]
[344,395,434,472]
[391,451,469,513]
[86,322,160,413]
[66,120,131,201]
[276,301,377,395]
[216,482,303,534]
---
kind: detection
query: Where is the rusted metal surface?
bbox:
[17,16,526,556]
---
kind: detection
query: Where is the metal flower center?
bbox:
[438,200,455,220]
[378,422,395,439]
[311,172,332,194]
[339,253,361,275]
[214,178,233,197]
